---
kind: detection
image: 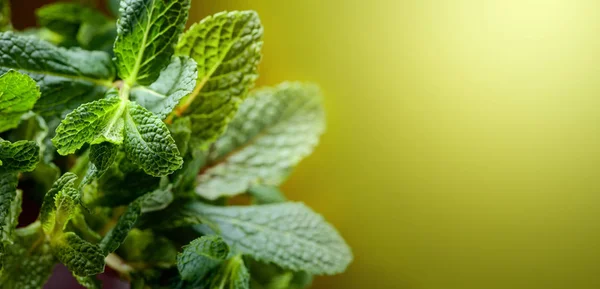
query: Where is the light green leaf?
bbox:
[248,185,287,205]
[123,101,183,176]
[130,56,197,120]
[53,186,81,232]
[114,0,191,85]
[0,222,56,288]
[0,139,40,173]
[177,235,230,281]
[195,83,325,200]
[40,173,78,235]
[51,232,105,276]
[99,199,142,254]
[52,97,126,155]
[0,70,40,132]
[189,202,352,275]
[175,10,263,148]
[0,32,115,116]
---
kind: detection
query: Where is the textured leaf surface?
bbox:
[52,232,105,276]
[190,202,352,275]
[0,139,40,173]
[53,186,80,231]
[175,10,263,148]
[99,199,142,254]
[114,0,190,85]
[40,173,78,235]
[123,101,183,176]
[0,223,55,288]
[130,56,197,119]
[177,235,230,281]
[53,97,126,155]
[211,255,250,289]
[0,32,115,116]
[195,83,325,200]
[82,142,119,186]
[0,173,19,249]
[0,70,40,132]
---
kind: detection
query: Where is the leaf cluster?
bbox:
[0,0,352,288]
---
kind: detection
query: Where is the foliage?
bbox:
[0,0,352,288]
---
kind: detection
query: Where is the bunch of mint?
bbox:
[0,0,352,288]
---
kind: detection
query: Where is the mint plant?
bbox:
[0,0,352,288]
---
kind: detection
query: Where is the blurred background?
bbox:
[12,0,600,288]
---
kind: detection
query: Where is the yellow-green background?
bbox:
[192,1,600,289]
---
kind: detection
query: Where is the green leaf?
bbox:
[99,199,142,254]
[52,97,126,155]
[82,142,119,186]
[53,186,81,231]
[74,274,102,289]
[168,116,192,157]
[177,235,230,281]
[140,178,174,213]
[210,255,250,289]
[40,173,78,235]
[181,202,352,275]
[248,185,287,205]
[36,2,110,39]
[123,101,183,176]
[114,0,191,85]
[0,0,10,31]
[0,32,115,116]
[0,173,20,249]
[120,229,177,266]
[0,222,56,288]
[130,56,198,120]
[51,232,105,276]
[0,70,40,132]
[0,139,40,173]
[175,10,263,148]
[195,83,325,200]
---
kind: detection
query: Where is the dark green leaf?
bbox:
[177,235,230,281]
[51,232,105,276]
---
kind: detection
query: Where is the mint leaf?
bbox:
[140,178,174,213]
[130,56,198,120]
[114,0,191,85]
[36,2,109,40]
[210,255,250,289]
[74,274,102,289]
[195,83,325,200]
[40,173,78,235]
[184,202,352,275]
[0,222,56,288]
[0,70,40,132]
[168,116,192,157]
[53,186,81,231]
[248,185,287,205]
[52,97,126,155]
[0,0,11,31]
[175,11,263,148]
[0,139,40,173]
[124,101,183,176]
[51,232,105,276]
[0,173,20,251]
[99,198,142,254]
[177,235,230,281]
[81,142,119,186]
[0,32,115,116]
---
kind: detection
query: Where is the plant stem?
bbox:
[105,253,134,280]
